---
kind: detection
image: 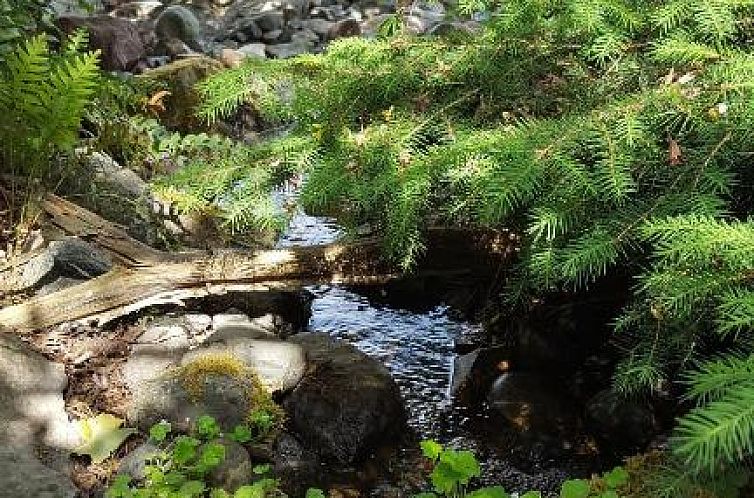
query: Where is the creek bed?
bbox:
[278,209,602,495]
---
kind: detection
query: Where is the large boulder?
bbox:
[0,447,77,498]
[58,15,145,71]
[0,334,80,451]
[284,333,406,464]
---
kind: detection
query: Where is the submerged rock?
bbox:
[284,333,406,464]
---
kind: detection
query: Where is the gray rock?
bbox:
[87,151,149,199]
[209,439,253,492]
[284,333,406,464]
[291,29,319,44]
[0,335,80,451]
[111,1,163,19]
[155,6,205,52]
[210,313,276,341]
[253,11,285,33]
[302,18,334,38]
[183,336,306,393]
[11,237,111,292]
[265,39,311,58]
[37,277,86,297]
[118,442,161,480]
[128,374,253,431]
[449,345,509,401]
[262,29,284,42]
[58,15,145,71]
[238,42,267,58]
[0,447,77,498]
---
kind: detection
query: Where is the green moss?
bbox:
[172,352,285,431]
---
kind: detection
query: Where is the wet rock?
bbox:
[211,313,276,341]
[284,333,406,464]
[302,18,334,39]
[88,150,148,198]
[487,372,580,436]
[58,15,145,71]
[12,237,112,292]
[450,345,510,402]
[272,432,321,494]
[0,334,80,451]
[0,447,77,498]
[585,389,657,452]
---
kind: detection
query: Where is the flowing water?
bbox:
[277,208,595,494]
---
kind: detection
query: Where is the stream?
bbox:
[277,208,600,495]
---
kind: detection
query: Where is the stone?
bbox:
[220,48,246,67]
[585,389,657,451]
[0,335,80,451]
[209,439,253,492]
[262,29,284,42]
[265,40,311,59]
[284,333,406,464]
[155,5,205,52]
[87,151,149,198]
[137,56,224,131]
[182,336,306,393]
[37,277,85,297]
[211,313,276,341]
[58,15,145,71]
[128,374,253,431]
[302,18,334,38]
[487,372,580,436]
[238,42,268,58]
[327,19,361,40]
[13,237,112,292]
[272,432,320,495]
[111,1,163,19]
[0,447,77,498]
[118,442,161,480]
[449,345,510,401]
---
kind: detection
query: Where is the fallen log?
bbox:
[0,195,514,331]
[0,240,396,331]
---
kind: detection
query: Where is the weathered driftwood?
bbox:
[0,239,395,331]
[0,195,513,331]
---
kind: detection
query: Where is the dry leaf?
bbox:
[73,413,136,463]
[146,90,171,114]
[668,136,683,166]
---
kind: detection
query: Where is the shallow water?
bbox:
[277,209,594,494]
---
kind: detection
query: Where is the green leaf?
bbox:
[173,436,201,465]
[105,474,132,498]
[431,450,481,494]
[560,479,591,498]
[200,442,226,469]
[73,414,136,463]
[466,486,510,498]
[196,415,221,440]
[420,440,443,461]
[210,490,232,498]
[521,492,543,498]
[229,424,253,443]
[179,480,206,496]
[413,493,438,498]
[253,464,271,475]
[599,491,619,498]
[305,489,327,498]
[149,421,172,443]
[602,466,629,489]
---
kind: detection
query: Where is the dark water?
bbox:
[277,209,593,495]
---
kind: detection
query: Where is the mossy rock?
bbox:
[138,56,225,132]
